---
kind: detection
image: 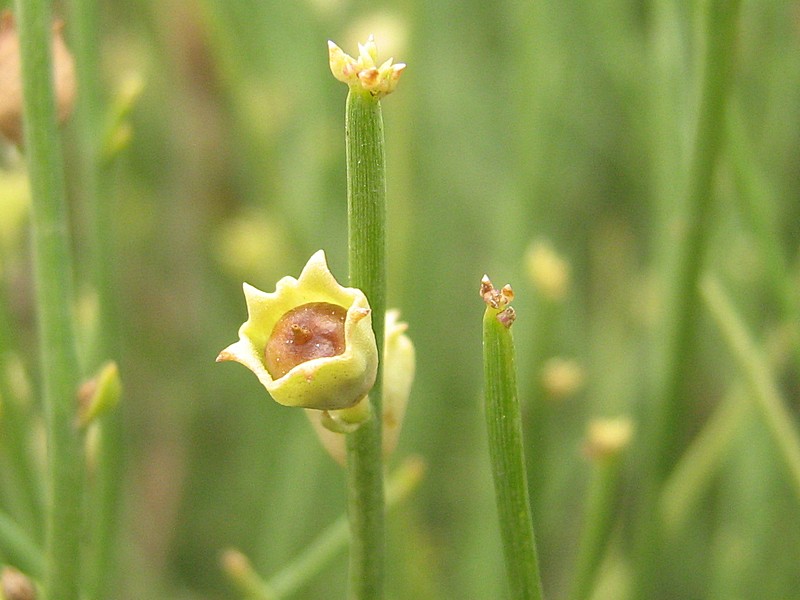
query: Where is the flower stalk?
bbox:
[343,82,388,600]
[481,276,544,600]
[222,457,425,600]
[329,34,405,599]
[568,418,633,600]
[634,1,741,596]
[12,0,83,598]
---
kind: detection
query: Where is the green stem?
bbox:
[270,457,423,599]
[648,0,741,482]
[659,386,748,534]
[0,509,44,578]
[223,458,424,600]
[13,0,84,598]
[567,455,624,600]
[483,304,544,600]
[0,346,45,539]
[634,2,740,596]
[344,88,387,599]
[66,0,107,357]
[66,0,124,597]
[726,100,800,373]
[700,276,800,503]
[523,293,562,520]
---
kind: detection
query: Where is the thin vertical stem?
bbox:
[13,0,83,598]
[568,452,626,600]
[482,301,544,600]
[0,305,45,536]
[634,1,741,597]
[648,0,742,481]
[66,0,123,597]
[344,88,387,600]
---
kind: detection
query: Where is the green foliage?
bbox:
[1,0,799,598]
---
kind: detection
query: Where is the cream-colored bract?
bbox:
[307,309,415,464]
[217,250,378,411]
[328,35,406,99]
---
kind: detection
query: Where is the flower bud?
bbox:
[525,239,570,302]
[583,417,634,462]
[0,168,30,274]
[308,309,415,464]
[0,11,76,146]
[328,34,405,98]
[480,275,516,327]
[1,567,36,600]
[541,357,585,401]
[217,250,378,411]
[76,361,122,428]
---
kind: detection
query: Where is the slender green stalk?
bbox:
[700,276,800,502]
[648,0,742,482]
[13,0,84,598]
[568,424,631,600]
[726,101,800,372]
[0,509,44,577]
[567,465,619,600]
[270,457,423,599]
[660,387,748,534]
[1,203,45,533]
[634,2,740,596]
[344,88,387,600]
[66,0,124,597]
[523,289,565,520]
[0,346,44,538]
[482,298,544,600]
[223,458,425,600]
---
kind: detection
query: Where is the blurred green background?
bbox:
[1,0,799,598]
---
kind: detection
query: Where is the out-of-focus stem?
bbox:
[13,0,84,597]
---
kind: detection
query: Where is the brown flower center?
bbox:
[265,302,348,379]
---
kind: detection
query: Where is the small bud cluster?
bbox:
[328,35,405,98]
[480,275,516,327]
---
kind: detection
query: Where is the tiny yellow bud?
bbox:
[0,169,30,266]
[217,251,378,411]
[220,548,253,581]
[541,357,585,400]
[1,567,36,600]
[0,11,76,146]
[525,240,570,302]
[328,35,405,98]
[219,548,273,597]
[102,72,145,161]
[584,417,634,462]
[76,361,122,428]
